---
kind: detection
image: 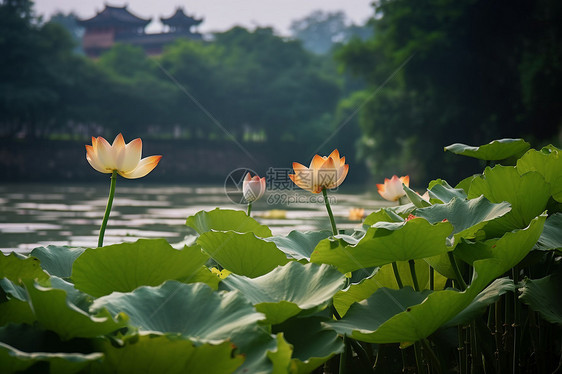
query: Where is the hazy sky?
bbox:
[34,1,375,35]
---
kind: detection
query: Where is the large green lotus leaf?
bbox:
[273,316,344,373]
[444,138,530,160]
[0,277,27,301]
[72,239,209,297]
[468,166,550,236]
[403,185,431,208]
[0,323,103,374]
[535,213,562,251]
[1,277,34,326]
[48,276,93,312]
[90,281,265,341]
[333,260,448,317]
[0,343,101,374]
[455,175,478,195]
[0,275,93,326]
[414,196,511,243]
[189,265,221,290]
[424,253,456,279]
[30,246,85,278]
[0,300,35,326]
[186,208,272,237]
[453,238,497,266]
[222,262,345,324]
[427,179,468,203]
[23,280,128,340]
[2,274,92,310]
[517,145,562,202]
[265,230,332,261]
[0,253,49,283]
[519,273,562,326]
[327,215,545,344]
[197,231,289,278]
[363,208,404,227]
[311,219,452,273]
[442,278,515,328]
[329,287,433,343]
[93,333,243,374]
[266,333,293,374]
[90,281,278,374]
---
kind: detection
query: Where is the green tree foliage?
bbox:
[0,1,342,144]
[290,10,371,55]
[0,0,109,138]
[159,27,341,142]
[49,11,84,54]
[336,0,562,184]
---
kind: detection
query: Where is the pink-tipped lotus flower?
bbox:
[377,175,410,202]
[86,134,162,179]
[289,149,349,194]
[243,173,266,202]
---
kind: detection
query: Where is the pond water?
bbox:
[0,183,391,254]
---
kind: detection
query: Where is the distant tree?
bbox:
[337,0,562,184]
[49,12,84,54]
[159,27,341,142]
[290,10,372,55]
[0,0,80,137]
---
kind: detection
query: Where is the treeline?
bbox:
[2,0,562,185]
[0,0,342,145]
[336,0,562,183]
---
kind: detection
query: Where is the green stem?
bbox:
[512,267,520,373]
[322,188,338,236]
[408,260,420,292]
[429,265,435,291]
[98,170,117,248]
[470,321,481,373]
[458,325,466,374]
[392,262,404,288]
[339,336,351,374]
[350,340,372,371]
[494,300,503,374]
[413,342,423,374]
[247,202,252,216]
[422,338,442,374]
[448,252,467,291]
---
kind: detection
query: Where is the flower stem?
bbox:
[392,262,404,288]
[322,188,338,236]
[339,336,351,374]
[247,202,252,216]
[430,265,435,291]
[408,260,420,292]
[413,342,423,373]
[98,170,117,248]
[422,338,442,373]
[448,252,467,291]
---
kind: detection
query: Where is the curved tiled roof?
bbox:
[160,7,202,28]
[78,5,151,27]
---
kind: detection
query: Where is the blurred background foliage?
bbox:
[0,0,561,185]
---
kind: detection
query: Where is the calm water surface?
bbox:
[0,183,391,254]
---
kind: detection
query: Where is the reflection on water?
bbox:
[0,183,391,253]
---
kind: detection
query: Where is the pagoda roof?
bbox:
[78,5,151,28]
[160,7,203,27]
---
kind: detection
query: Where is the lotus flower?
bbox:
[289,149,349,193]
[377,175,410,201]
[86,134,162,179]
[349,208,365,221]
[243,173,266,203]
